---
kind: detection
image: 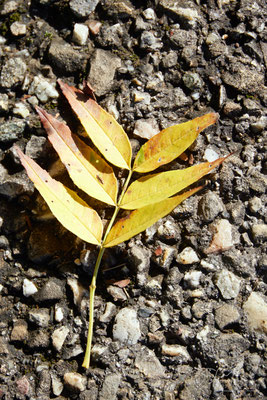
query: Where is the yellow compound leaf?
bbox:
[36,107,118,206]
[58,80,132,170]
[104,187,202,248]
[121,156,226,210]
[133,113,218,173]
[15,146,103,246]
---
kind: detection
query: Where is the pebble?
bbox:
[67,277,85,306]
[128,245,151,287]
[52,326,69,351]
[248,197,262,214]
[25,135,48,159]
[10,21,27,36]
[198,192,224,222]
[11,320,28,341]
[184,270,202,288]
[23,278,38,297]
[64,372,87,392]
[51,374,63,396]
[132,90,151,104]
[205,219,234,254]
[182,72,202,91]
[70,0,99,18]
[243,292,267,335]
[28,330,50,349]
[133,118,159,139]
[28,308,50,327]
[28,75,59,103]
[177,247,199,264]
[159,0,200,27]
[0,57,27,88]
[0,119,26,143]
[161,344,191,362]
[54,305,64,322]
[113,307,141,345]
[16,376,30,396]
[204,148,219,162]
[222,61,264,95]
[140,31,162,50]
[161,51,178,68]
[251,223,267,243]
[72,23,89,45]
[215,269,241,299]
[0,93,9,112]
[107,285,128,302]
[99,373,121,400]
[88,49,121,96]
[215,304,241,330]
[152,242,176,270]
[135,347,165,378]
[142,8,156,20]
[13,102,30,118]
[33,278,64,302]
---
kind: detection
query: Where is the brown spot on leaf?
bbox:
[96,175,104,184]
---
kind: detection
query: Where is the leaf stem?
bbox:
[82,169,133,369]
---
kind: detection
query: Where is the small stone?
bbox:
[113,307,141,344]
[67,277,85,306]
[173,87,191,107]
[11,320,28,341]
[205,219,234,254]
[1,0,19,14]
[223,101,242,117]
[72,23,89,45]
[0,57,27,88]
[99,374,121,400]
[184,270,202,289]
[107,285,128,302]
[152,242,176,271]
[215,269,241,300]
[133,118,159,139]
[28,75,58,103]
[161,344,191,361]
[88,20,102,35]
[162,51,178,68]
[135,347,165,378]
[251,224,267,243]
[16,376,30,396]
[70,0,99,18]
[54,305,64,322]
[222,62,264,95]
[99,302,116,323]
[13,102,30,118]
[142,8,156,20]
[28,330,50,349]
[243,292,267,335]
[34,278,64,302]
[23,278,38,297]
[215,304,241,330]
[177,247,199,264]
[248,197,262,214]
[159,0,200,27]
[133,90,151,104]
[128,245,151,287]
[64,372,86,392]
[198,192,224,222]
[51,374,63,396]
[28,308,50,327]
[10,21,27,36]
[183,72,202,91]
[52,326,69,351]
[0,93,9,112]
[204,148,219,162]
[140,31,162,50]
[88,49,121,96]
[25,135,48,159]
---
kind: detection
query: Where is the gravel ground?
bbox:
[0,0,267,399]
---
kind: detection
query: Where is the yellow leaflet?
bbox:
[104,187,202,248]
[121,157,226,210]
[36,107,118,206]
[15,147,103,245]
[133,113,218,173]
[58,80,132,170]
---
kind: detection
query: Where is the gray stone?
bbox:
[184,270,202,289]
[222,62,264,95]
[140,31,163,50]
[198,192,224,222]
[169,26,197,50]
[13,102,30,118]
[159,0,201,27]
[183,72,202,91]
[179,369,212,400]
[107,285,128,302]
[113,307,141,344]
[28,308,50,327]
[215,269,241,300]
[0,57,27,88]
[0,93,9,112]
[99,374,121,400]
[48,37,88,74]
[135,347,165,378]
[34,278,64,302]
[11,320,28,341]
[99,302,116,323]
[0,119,26,143]
[25,135,48,159]
[215,304,241,330]
[0,170,33,200]
[101,0,135,17]
[173,87,191,107]
[248,197,263,214]
[152,242,176,270]
[28,330,50,349]
[128,245,151,287]
[247,170,267,194]
[28,75,59,103]
[88,49,121,96]
[161,51,178,68]
[70,0,99,18]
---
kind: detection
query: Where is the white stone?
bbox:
[0,93,9,112]
[54,305,64,322]
[72,23,89,45]
[10,21,27,36]
[143,8,156,20]
[133,90,151,104]
[243,292,267,335]
[204,148,219,162]
[28,76,59,103]
[23,278,38,297]
[51,374,63,396]
[134,118,159,139]
[161,344,191,361]
[64,372,86,392]
[184,270,202,288]
[215,269,241,300]
[206,219,234,254]
[13,102,30,118]
[52,326,69,352]
[177,247,200,264]
[113,307,141,344]
[135,347,165,378]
